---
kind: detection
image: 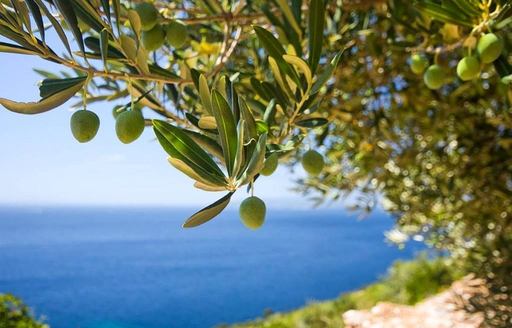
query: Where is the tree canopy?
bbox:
[0,0,511,325]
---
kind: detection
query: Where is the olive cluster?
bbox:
[135,3,188,51]
[410,33,504,89]
[70,106,145,144]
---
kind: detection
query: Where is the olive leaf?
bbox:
[232,119,246,178]
[199,74,213,114]
[283,54,313,87]
[311,50,343,94]
[268,57,295,99]
[211,90,238,176]
[494,55,512,79]
[291,0,302,23]
[182,192,234,228]
[120,34,137,61]
[415,1,474,27]
[451,0,481,17]
[153,120,226,180]
[10,0,32,35]
[181,129,224,163]
[308,0,325,74]
[70,0,106,33]
[154,129,227,188]
[238,97,258,143]
[237,133,267,185]
[253,26,301,85]
[261,81,289,107]
[53,0,85,55]
[194,181,227,192]
[39,76,88,98]
[84,36,125,59]
[216,76,228,100]
[0,41,39,55]
[295,117,329,128]
[112,0,121,33]
[261,4,301,58]
[127,9,142,40]
[100,0,111,23]
[263,99,277,125]
[276,0,302,38]
[198,116,217,129]
[136,46,149,74]
[25,0,44,41]
[168,157,226,190]
[0,76,87,114]
[148,64,181,79]
[31,0,72,56]
[250,78,272,101]
[99,28,109,69]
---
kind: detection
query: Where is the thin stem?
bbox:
[45,53,186,85]
[82,87,87,110]
[128,78,134,109]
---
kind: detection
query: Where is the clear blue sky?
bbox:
[0,48,320,207]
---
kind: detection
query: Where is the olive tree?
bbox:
[0,0,510,326]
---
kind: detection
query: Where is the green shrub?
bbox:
[0,294,47,328]
[228,255,463,328]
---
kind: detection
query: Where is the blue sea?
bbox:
[0,206,422,328]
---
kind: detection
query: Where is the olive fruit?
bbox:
[302,150,324,176]
[260,153,278,176]
[70,110,100,143]
[477,33,503,64]
[142,24,165,51]
[165,20,188,48]
[239,196,266,230]
[410,54,429,75]
[456,56,480,81]
[135,3,159,32]
[115,110,145,144]
[423,65,445,90]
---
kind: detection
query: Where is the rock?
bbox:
[343,276,485,328]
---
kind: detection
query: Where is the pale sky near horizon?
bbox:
[0,40,341,209]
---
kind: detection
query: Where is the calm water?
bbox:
[0,206,422,328]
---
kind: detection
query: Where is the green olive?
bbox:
[239,196,266,230]
[410,54,429,75]
[135,3,159,32]
[477,33,503,64]
[302,150,324,176]
[164,20,188,48]
[70,110,100,143]
[423,65,445,90]
[142,24,165,51]
[260,153,279,176]
[456,56,480,81]
[115,110,145,144]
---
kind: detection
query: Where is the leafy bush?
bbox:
[0,294,47,328]
[226,255,462,328]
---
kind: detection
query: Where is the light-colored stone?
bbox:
[343,276,485,328]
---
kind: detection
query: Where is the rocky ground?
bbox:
[343,275,486,328]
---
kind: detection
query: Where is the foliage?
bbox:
[0,0,511,325]
[289,1,512,325]
[225,255,462,328]
[0,294,47,328]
